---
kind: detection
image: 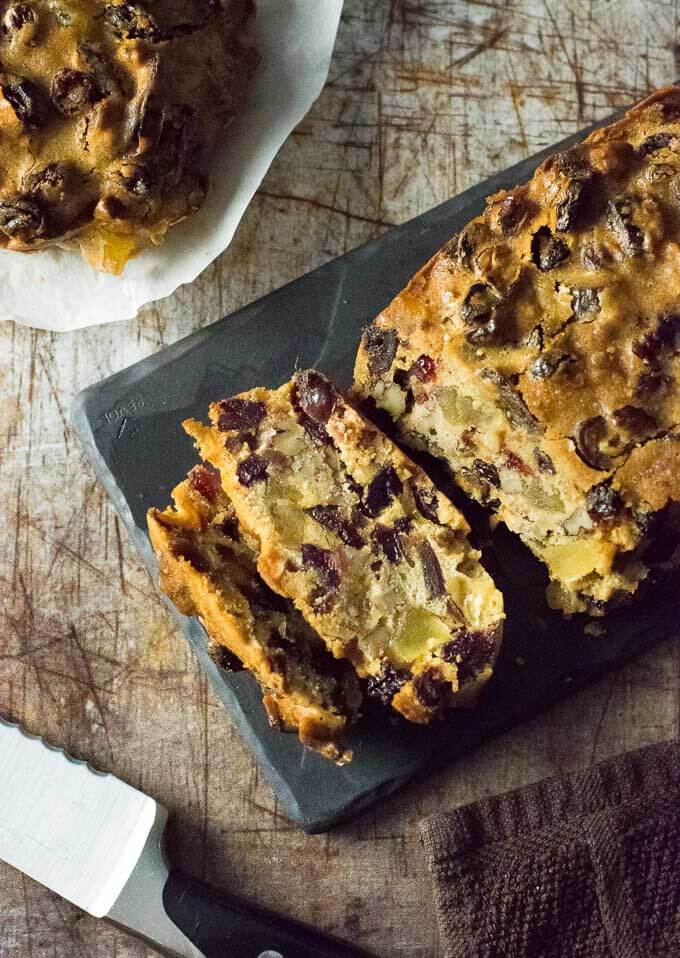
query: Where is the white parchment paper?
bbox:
[0,0,343,331]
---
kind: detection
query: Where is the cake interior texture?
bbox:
[184,369,504,724]
[148,464,361,764]
[353,85,680,616]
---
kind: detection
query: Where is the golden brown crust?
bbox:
[184,370,504,724]
[147,465,360,764]
[354,85,680,615]
[0,0,257,272]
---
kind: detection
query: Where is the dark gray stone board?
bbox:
[71,112,679,833]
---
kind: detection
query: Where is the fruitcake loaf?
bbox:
[148,464,361,763]
[0,0,256,272]
[184,370,504,724]
[354,85,680,615]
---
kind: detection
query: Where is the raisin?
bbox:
[3,3,36,37]
[473,459,500,488]
[210,644,242,672]
[306,505,364,549]
[362,466,403,518]
[526,325,544,350]
[0,197,45,241]
[556,180,588,232]
[413,669,449,708]
[418,541,446,599]
[465,318,498,345]
[497,189,535,235]
[78,42,120,99]
[637,132,675,156]
[586,481,622,522]
[607,196,644,256]
[123,165,158,198]
[634,371,669,401]
[481,368,540,433]
[366,662,408,705]
[633,313,680,364]
[216,398,266,432]
[2,76,47,129]
[188,464,221,502]
[612,405,657,438]
[363,326,397,375]
[301,544,341,590]
[534,447,556,475]
[412,484,440,524]
[461,283,501,326]
[573,416,610,471]
[571,287,601,315]
[51,69,99,116]
[104,2,161,41]
[441,629,495,681]
[531,226,569,271]
[549,147,593,180]
[529,351,574,381]
[371,523,407,563]
[236,454,268,486]
[410,354,436,382]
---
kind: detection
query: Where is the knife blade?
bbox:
[0,718,376,958]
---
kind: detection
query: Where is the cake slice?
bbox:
[184,370,504,724]
[147,465,361,763]
[354,86,680,615]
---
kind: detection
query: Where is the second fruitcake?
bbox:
[185,369,504,724]
[354,85,680,615]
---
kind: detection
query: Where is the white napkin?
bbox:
[0,0,343,331]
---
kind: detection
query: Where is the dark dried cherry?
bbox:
[634,371,669,401]
[0,197,45,241]
[363,326,397,375]
[189,464,222,502]
[442,628,495,681]
[637,132,675,156]
[362,466,403,518]
[497,189,534,235]
[556,180,588,232]
[2,76,47,129]
[306,505,364,549]
[216,398,266,432]
[612,405,657,438]
[531,226,569,271]
[104,2,161,41]
[461,283,500,326]
[633,313,680,364]
[236,454,268,486]
[294,370,337,424]
[533,447,556,475]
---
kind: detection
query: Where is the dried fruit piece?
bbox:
[0,197,45,242]
[571,287,601,315]
[461,282,501,325]
[412,484,440,523]
[413,669,449,708]
[188,464,222,502]
[294,369,337,424]
[534,447,556,474]
[366,662,407,705]
[633,313,680,364]
[236,454,268,486]
[574,416,610,471]
[306,505,364,549]
[417,541,445,599]
[634,371,669,400]
[607,196,644,256]
[498,189,534,235]
[1,76,47,129]
[481,368,540,433]
[529,351,575,381]
[104,2,161,41]
[442,629,495,681]
[216,398,266,432]
[362,466,403,518]
[556,180,588,232]
[371,518,411,563]
[51,69,98,116]
[3,3,37,39]
[473,459,500,488]
[637,132,675,156]
[586,481,622,523]
[363,326,397,375]
[531,226,569,271]
[612,405,657,438]
[301,544,341,590]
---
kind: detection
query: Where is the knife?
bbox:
[0,718,376,958]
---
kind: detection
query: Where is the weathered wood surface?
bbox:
[1,2,679,955]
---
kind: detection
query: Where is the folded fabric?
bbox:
[420,741,680,957]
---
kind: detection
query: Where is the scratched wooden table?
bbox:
[2,3,679,956]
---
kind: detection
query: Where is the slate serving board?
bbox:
[71,113,679,833]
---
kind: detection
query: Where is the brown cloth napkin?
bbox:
[420,741,680,958]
